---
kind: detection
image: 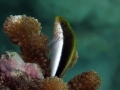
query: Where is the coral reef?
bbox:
[0,51,44,90]
[3,15,50,77]
[0,15,101,90]
[68,70,101,90]
[0,51,43,79]
[39,77,68,90]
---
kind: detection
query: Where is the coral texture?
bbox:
[3,71,41,90]
[0,51,44,90]
[39,76,68,90]
[0,51,44,79]
[68,70,101,90]
[0,85,10,90]
[3,15,50,77]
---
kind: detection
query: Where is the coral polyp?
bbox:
[0,15,101,90]
[4,15,41,45]
[39,77,68,90]
[3,15,50,77]
[68,70,101,90]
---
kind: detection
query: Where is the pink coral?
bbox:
[0,51,44,81]
[0,51,44,89]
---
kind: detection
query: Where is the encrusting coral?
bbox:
[0,51,44,90]
[0,15,101,90]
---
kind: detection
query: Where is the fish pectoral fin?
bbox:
[47,37,63,48]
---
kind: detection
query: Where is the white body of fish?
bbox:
[50,20,64,77]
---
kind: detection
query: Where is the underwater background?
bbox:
[0,0,120,90]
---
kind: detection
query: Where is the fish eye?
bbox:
[61,21,67,27]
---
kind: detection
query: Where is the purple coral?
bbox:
[0,51,44,79]
[0,51,44,89]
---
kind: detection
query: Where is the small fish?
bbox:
[50,16,76,78]
[50,17,64,77]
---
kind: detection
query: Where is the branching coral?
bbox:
[68,70,101,90]
[3,15,50,77]
[39,77,68,90]
[0,15,101,90]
